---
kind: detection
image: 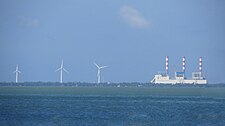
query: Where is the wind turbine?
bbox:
[56,60,68,83]
[13,65,21,83]
[94,62,108,84]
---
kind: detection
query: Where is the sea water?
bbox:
[0,86,225,126]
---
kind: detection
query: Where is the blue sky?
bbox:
[0,0,225,83]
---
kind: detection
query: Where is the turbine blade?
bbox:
[55,68,61,72]
[61,60,63,67]
[100,66,108,69]
[94,62,100,68]
[63,68,69,73]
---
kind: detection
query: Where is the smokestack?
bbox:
[166,56,169,75]
[182,56,185,76]
[199,56,202,77]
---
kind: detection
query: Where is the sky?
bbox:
[0,0,225,83]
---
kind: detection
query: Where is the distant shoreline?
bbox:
[0,82,225,87]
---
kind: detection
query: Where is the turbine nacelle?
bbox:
[94,62,108,69]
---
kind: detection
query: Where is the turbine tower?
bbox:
[13,65,21,83]
[94,62,108,84]
[56,60,68,83]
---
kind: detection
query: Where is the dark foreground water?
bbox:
[0,87,225,126]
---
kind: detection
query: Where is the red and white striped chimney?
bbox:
[199,56,202,77]
[166,56,169,75]
[182,56,185,73]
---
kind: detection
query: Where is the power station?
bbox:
[151,56,207,84]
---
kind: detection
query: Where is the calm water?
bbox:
[0,87,225,126]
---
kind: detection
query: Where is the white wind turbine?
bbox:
[55,60,68,83]
[94,62,108,84]
[13,65,21,83]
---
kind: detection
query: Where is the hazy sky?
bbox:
[0,0,225,83]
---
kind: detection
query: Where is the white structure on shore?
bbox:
[56,60,68,83]
[151,56,207,84]
[94,62,108,83]
[13,65,21,83]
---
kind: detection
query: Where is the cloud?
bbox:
[18,16,39,28]
[119,5,149,28]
